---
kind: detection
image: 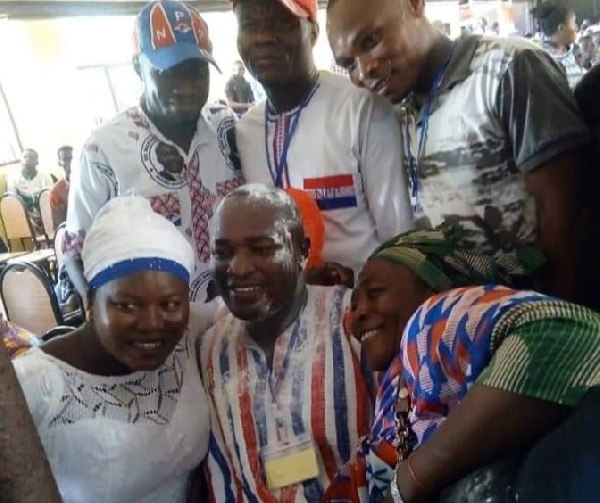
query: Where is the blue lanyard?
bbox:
[264,80,320,188]
[407,43,456,214]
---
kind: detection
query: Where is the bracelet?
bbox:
[406,456,433,495]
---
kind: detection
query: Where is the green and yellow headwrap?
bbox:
[368,227,546,292]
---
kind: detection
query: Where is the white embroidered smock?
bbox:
[12,328,209,503]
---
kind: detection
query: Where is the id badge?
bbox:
[262,434,319,490]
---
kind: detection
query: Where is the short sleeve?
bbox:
[42,171,55,189]
[357,93,413,240]
[6,173,16,193]
[496,47,590,174]
[477,315,600,406]
[65,140,117,257]
[224,79,236,100]
[12,351,63,428]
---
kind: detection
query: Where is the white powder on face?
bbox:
[270,224,297,272]
[235,183,293,207]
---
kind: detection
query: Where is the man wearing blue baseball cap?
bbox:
[64,1,244,315]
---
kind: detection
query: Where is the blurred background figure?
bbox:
[577,32,598,69]
[224,60,256,116]
[532,0,585,88]
[49,145,72,228]
[7,148,54,235]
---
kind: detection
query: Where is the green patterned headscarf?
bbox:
[368,227,546,292]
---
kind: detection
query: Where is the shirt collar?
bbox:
[135,102,216,155]
[406,34,480,119]
[440,34,481,92]
[542,40,575,57]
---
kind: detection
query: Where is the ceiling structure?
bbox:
[0,1,228,18]
[0,0,333,19]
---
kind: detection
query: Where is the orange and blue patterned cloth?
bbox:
[1,317,38,358]
[324,285,600,502]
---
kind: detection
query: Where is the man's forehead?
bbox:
[237,0,295,18]
[328,0,392,34]
[216,196,292,229]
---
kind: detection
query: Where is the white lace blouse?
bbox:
[13,328,209,503]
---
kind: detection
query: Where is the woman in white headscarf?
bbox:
[12,196,210,503]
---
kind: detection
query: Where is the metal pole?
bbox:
[103,66,119,115]
[0,78,23,156]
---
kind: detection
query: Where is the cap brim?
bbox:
[142,43,221,73]
[278,0,311,20]
[230,0,315,22]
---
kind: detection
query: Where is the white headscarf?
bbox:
[82,196,195,290]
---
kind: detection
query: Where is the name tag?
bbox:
[303,174,358,211]
[263,436,319,490]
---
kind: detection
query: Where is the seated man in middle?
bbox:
[201,184,373,502]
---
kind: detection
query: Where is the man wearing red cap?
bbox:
[64,0,243,309]
[233,0,413,280]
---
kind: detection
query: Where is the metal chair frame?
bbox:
[0,261,65,333]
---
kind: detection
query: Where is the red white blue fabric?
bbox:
[200,286,375,502]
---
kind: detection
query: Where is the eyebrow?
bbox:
[213,236,282,246]
[333,24,376,66]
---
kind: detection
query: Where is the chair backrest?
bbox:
[54,223,67,271]
[38,189,54,240]
[0,193,34,243]
[0,262,63,335]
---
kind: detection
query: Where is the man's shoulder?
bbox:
[236,101,266,132]
[317,71,372,103]
[304,285,351,325]
[202,312,240,352]
[201,104,237,133]
[85,107,144,145]
[470,35,552,75]
[6,170,19,183]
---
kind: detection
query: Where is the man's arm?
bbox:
[498,47,590,300]
[64,141,115,299]
[6,174,16,194]
[396,384,569,502]
[359,94,414,239]
[525,149,585,300]
[226,99,253,112]
[0,341,61,502]
[64,256,88,300]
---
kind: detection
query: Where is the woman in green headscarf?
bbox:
[324,227,600,503]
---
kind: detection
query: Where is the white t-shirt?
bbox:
[236,71,413,272]
[65,105,244,303]
[7,169,54,196]
[13,327,209,503]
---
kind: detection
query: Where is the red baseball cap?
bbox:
[231,0,318,23]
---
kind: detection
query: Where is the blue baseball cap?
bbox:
[134,1,221,72]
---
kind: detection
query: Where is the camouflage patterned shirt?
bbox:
[398,35,589,258]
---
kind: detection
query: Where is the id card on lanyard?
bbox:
[264,81,321,188]
[404,43,456,218]
[255,317,320,491]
